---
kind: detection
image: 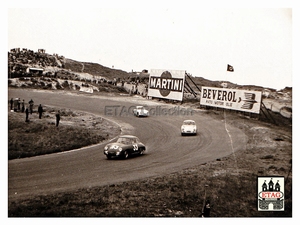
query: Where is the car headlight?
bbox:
[118,147,123,151]
[104,150,108,154]
[104,146,108,150]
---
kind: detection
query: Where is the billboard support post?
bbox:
[185,72,202,93]
[260,101,277,125]
[184,79,197,98]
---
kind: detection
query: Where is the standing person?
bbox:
[21,99,25,113]
[38,104,43,119]
[25,107,29,122]
[55,110,60,127]
[17,98,21,111]
[10,98,13,110]
[13,98,18,111]
[28,99,34,114]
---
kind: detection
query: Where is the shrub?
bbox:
[62,80,69,88]
[56,82,62,89]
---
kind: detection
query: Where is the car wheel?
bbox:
[106,155,112,160]
[123,150,129,159]
[140,148,144,155]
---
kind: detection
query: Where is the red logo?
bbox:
[259,191,283,199]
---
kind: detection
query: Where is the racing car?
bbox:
[104,135,146,159]
[181,120,197,136]
[133,106,149,117]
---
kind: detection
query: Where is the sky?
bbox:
[5,2,296,90]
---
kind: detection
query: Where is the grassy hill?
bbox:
[64,58,131,80]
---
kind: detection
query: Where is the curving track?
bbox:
[8,89,247,202]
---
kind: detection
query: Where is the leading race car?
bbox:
[181,119,197,136]
[104,135,146,159]
[133,106,149,117]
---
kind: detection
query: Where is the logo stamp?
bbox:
[257,176,284,211]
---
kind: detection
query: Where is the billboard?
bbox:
[200,86,262,114]
[148,69,185,101]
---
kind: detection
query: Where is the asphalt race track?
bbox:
[8,89,247,202]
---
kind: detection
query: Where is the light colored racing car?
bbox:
[181,120,197,136]
[104,135,146,159]
[133,106,149,117]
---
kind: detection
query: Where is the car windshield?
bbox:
[183,121,195,125]
[117,137,134,145]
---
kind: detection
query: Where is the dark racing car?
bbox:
[104,135,146,159]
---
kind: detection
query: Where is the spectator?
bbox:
[17,98,21,111]
[13,98,18,111]
[21,99,25,113]
[38,104,43,119]
[56,110,60,127]
[28,99,34,114]
[25,107,29,122]
[10,98,13,110]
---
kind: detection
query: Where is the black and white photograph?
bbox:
[3,0,298,223]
